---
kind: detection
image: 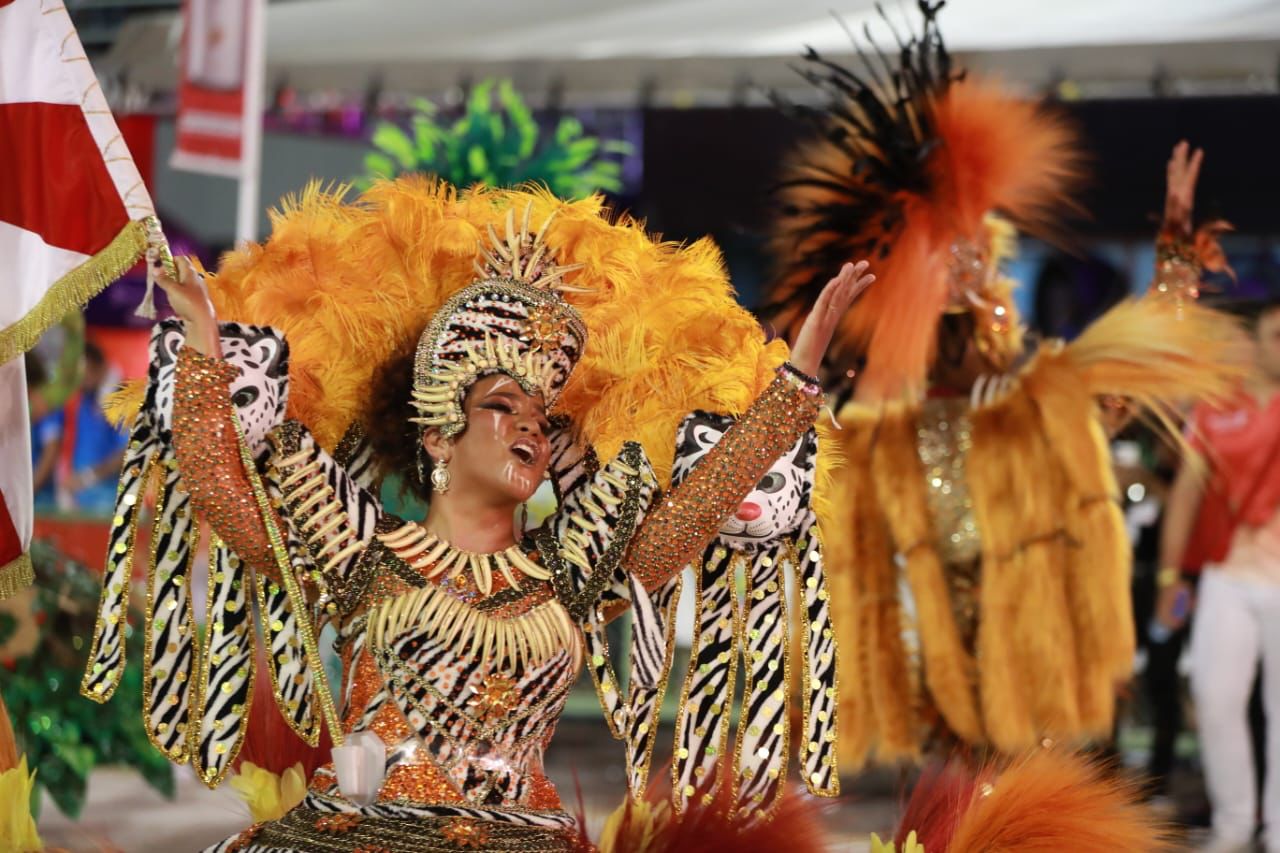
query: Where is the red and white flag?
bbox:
[172,0,251,176]
[0,0,158,598]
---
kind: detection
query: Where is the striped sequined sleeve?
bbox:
[622,364,824,589]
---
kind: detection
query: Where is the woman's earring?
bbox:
[431,460,451,494]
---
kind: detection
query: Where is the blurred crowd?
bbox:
[26,332,128,517]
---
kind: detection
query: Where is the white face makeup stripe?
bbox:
[501,460,534,492]
[474,377,545,495]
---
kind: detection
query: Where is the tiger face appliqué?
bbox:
[671,411,816,550]
[148,320,289,450]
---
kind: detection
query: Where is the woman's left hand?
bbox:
[789,260,875,378]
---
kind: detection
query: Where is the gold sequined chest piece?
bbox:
[916,397,981,564]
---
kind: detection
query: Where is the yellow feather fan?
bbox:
[178,176,790,489]
[1030,296,1249,435]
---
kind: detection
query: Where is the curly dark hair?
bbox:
[363,342,433,503]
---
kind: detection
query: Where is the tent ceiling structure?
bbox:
[105,0,1280,106]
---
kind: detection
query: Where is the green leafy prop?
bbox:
[1,541,173,819]
[359,78,632,198]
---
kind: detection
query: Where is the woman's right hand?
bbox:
[151,252,221,357]
[1163,140,1203,238]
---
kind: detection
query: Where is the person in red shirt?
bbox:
[1159,297,1280,852]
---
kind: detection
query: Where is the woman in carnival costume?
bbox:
[767,1,1243,769]
[79,178,871,851]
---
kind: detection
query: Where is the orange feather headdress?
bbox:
[767,0,1084,402]
[104,178,793,491]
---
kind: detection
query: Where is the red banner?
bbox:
[172,0,250,177]
[0,0,156,599]
[31,516,113,575]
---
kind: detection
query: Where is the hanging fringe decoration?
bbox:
[730,539,791,818]
[672,545,743,813]
[622,573,683,799]
[82,320,336,790]
[585,413,837,821]
[140,462,201,762]
[0,218,149,365]
[192,538,257,787]
[789,516,839,796]
[255,570,322,747]
[81,430,158,703]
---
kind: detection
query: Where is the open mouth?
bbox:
[510,439,539,467]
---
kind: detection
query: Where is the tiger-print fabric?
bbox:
[83,321,291,784]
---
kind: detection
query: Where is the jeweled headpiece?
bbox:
[410,205,588,439]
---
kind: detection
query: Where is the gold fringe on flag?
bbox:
[0,218,149,364]
[0,554,33,603]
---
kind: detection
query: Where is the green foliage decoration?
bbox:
[1,540,173,819]
[359,79,631,198]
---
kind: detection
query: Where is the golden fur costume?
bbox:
[825,300,1242,763]
[767,2,1244,766]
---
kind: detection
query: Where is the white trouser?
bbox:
[1190,569,1280,849]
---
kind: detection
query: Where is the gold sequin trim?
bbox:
[243,808,578,852]
[915,397,980,564]
[0,217,148,365]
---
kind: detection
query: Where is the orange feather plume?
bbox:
[944,751,1176,852]
[769,3,1084,401]
[207,177,787,489]
[890,750,1176,852]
